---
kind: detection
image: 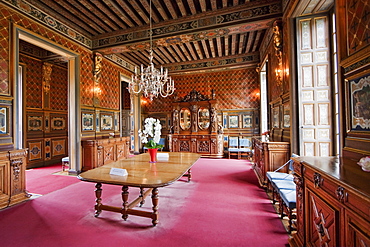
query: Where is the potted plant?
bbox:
[139,117,163,162]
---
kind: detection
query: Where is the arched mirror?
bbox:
[198,107,210,129]
[180,108,191,130]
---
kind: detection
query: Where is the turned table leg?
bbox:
[139,187,145,207]
[187,169,192,182]
[151,188,159,226]
[94,183,102,217]
[122,185,129,220]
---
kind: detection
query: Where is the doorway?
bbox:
[12,25,80,173]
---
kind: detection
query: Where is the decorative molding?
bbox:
[3,0,92,48]
[93,3,282,49]
[167,54,259,72]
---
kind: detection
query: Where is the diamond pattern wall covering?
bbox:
[347,0,370,55]
[0,4,127,111]
[145,68,260,113]
[98,59,120,109]
[0,7,11,95]
[50,65,68,111]
[20,55,43,109]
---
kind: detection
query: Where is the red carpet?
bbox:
[0,158,289,247]
[26,164,79,195]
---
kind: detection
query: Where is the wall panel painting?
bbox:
[51,116,66,130]
[82,112,94,131]
[350,75,370,130]
[0,107,8,134]
[27,115,43,131]
[101,113,113,131]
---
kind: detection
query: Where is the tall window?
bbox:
[260,62,268,134]
[331,13,340,156]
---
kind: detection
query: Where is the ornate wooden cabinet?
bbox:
[81,136,130,171]
[168,90,223,158]
[252,136,290,186]
[289,156,370,247]
[0,149,29,209]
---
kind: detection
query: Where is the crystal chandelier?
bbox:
[128,0,175,101]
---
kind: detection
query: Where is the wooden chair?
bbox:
[227,136,240,159]
[239,137,251,159]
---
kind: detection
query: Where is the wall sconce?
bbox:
[275,68,283,83]
[141,98,148,105]
[93,86,102,95]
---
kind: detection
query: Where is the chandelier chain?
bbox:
[128,0,175,101]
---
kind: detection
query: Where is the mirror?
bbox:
[198,107,210,129]
[180,108,191,130]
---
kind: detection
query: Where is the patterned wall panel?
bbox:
[28,140,43,161]
[145,68,259,113]
[98,59,120,109]
[52,138,66,157]
[50,65,68,111]
[347,0,370,55]
[0,6,11,95]
[19,55,43,109]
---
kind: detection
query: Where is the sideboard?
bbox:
[252,136,290,187]
[81,136,130,172]
[0,149,29,209]
[168,89,224,158]
[289,156,370,247]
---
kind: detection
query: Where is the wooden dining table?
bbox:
[77,152,201,226]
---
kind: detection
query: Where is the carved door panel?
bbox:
[116,142,126,160]
[197,138,210,154]
[0,160,10,208]
[307,188,339,247]
[179,139,191,152]
[345,211,370,247]
[103,144,116,165]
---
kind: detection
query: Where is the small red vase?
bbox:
[148,148,158,163]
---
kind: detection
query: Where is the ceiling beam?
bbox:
[117,0,144,26]
[176,1,188,17]
[152,0,169,21]
[90,0,126,30]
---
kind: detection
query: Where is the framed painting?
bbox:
[82,112,94,131]
[283,103,290,128]
[0,107,8,134]
[51,116,66,130]
[350,75,370,130]
[28,115,43,131]
[242,115,252,128]
[228,115,239,128]
[101,113,113,131]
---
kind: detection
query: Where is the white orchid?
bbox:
[138,117,163,149]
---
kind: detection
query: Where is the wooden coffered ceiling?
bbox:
[21,0,283,72]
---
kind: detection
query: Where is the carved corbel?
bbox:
[42,62,53,94]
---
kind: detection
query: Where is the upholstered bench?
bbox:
[279,188,296,233]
